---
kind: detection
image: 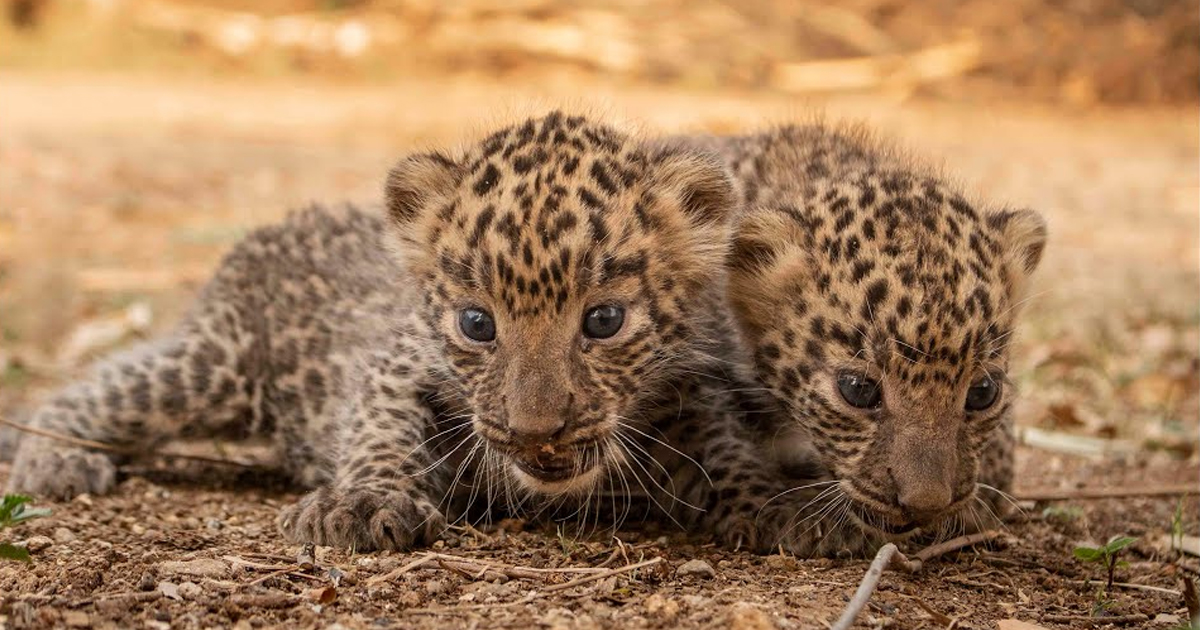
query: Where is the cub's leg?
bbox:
[7,299,258,499]
[277,350,451,551]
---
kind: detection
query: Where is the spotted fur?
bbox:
[6,112,789,552]
[684,124,1047,555]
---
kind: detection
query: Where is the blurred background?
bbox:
[0,0,1197,463]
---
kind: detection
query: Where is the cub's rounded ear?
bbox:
[731,210,783,274]
[991,208,1048,275]
[384,151,463,225]
[649,148,738,226]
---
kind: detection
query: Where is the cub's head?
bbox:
[732,166,1046,536]
[386,112,735,496]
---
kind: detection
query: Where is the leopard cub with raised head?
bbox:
[686,124,1047,556]
[6,112,786,551]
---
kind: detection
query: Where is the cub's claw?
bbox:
[278,486,446,551]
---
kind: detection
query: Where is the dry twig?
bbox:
[365,554,439,586]
[1040,613,1148,625]
[831,531,1002,630]
[1181,576,1199,620]
[0,416,266,470]
[1015,484,1199,502]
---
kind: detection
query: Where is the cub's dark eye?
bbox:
[836,373,882,409]
[458,308,496,342]
[582,305,625,339]
[965,377,1001,411]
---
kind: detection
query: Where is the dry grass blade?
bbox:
[1040,613,1148,625]
[542,557,663,593]
[405,556,665,614]
[907,593,956,627]
[1071,580,1180,595]
[366,551,618,588]
[222,556,293,572]
[831,531,1002,630]
[365,554,439,586]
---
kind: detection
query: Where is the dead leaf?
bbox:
[1047,403,1084,428]
[296,543,316,570]
[304,586,337,605]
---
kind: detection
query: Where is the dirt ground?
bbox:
[0,59,1197,630]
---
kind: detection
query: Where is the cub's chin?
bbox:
[510,463,604,496]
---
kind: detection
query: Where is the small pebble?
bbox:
[727,603,773,630]
[158,582,181,601]
[53,527,77,543]
[643,593,680,618]
[176,581,203,599]
[138,572,157,591]
[676,559,716,579]
[21,535,53,553]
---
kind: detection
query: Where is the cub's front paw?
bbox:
[756,497,871,558]
[7,440,118,499]
[277,486,447,551]
[713,511,760,552]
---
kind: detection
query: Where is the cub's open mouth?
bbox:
[512,458,577,482]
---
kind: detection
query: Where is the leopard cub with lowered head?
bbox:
[7,112,786,551]
[688,124,1047,555]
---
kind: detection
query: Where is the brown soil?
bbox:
[0,454,1196,629]
[0,68,1197,629]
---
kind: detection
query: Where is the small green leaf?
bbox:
[8,505,52,525]
[1104,536,1137,554]
[0,494,34,524]
[1074,546,1104,562]
[0,543,30,562]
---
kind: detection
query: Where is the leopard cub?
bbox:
[686,124,1047,555]
[6,112,790,552]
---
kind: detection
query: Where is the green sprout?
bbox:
[0,494,52,562]
[1074,535,1137,594]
